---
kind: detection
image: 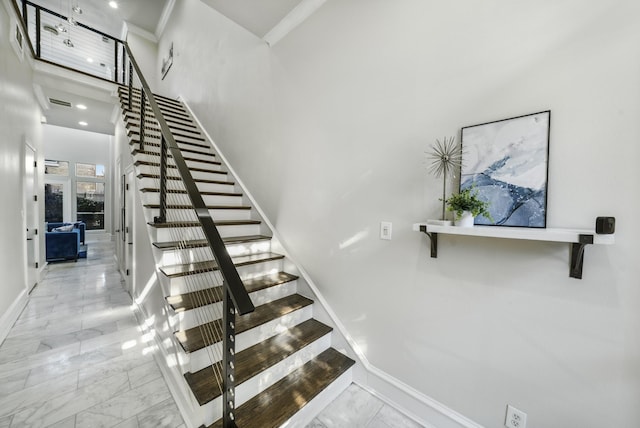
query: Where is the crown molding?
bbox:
[263,0,326,46]
[155,0,176,39]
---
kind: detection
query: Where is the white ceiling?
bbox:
[200,0,304,38]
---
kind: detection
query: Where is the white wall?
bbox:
[157,1,640,427]
[127,31,159,92]
[0,0,43,339]
[43,124,113,232]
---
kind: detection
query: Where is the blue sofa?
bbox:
[45,222,87,262]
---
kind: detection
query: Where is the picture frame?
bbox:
[460,110,551,228]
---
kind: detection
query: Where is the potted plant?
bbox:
[445,186,493,227]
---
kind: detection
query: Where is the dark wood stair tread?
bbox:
[130,140,214,156]
[128,129,205,141]
[153,234,268,250]
[120,100,190,118]
[145,204,250,211]
[177,293,313,354]
[139,188,241,196]
[207,348,355,428]
[137,173,233,186]
[129,133,209,149]
[134,159,222,168]
[131,148,216,160]
[118,87,181,105]
[166,271,298,312]
[126,121,202,138]
[185,318,330,405]
[124,111,197,129]
[160,252,284,278]
[149,220,259,229]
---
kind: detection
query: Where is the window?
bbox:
[77,181,105,230]
[45,159,69,176]
[45,183,64,222]
[76,162,105,178]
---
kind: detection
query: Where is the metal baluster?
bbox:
[223,288,237,428]
[154,134,167,224]
[128,61,133,111]
[140,90,146,151]
[35,6,41,58]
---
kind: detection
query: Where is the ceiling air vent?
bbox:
[49,98,72,107]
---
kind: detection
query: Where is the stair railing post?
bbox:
[35,6,41,58]
[154,134,167,224]
[223,286,237,428]
[128,61,133,111]
[139,90,146,151]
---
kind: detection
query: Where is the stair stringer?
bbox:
[178,98,484,428]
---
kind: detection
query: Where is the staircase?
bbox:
[117,86,355,428]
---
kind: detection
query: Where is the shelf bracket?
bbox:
[570,234,594,279]
[419,225,438,258]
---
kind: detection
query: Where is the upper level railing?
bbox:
[17,0,127,84]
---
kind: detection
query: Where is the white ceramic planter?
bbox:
[455,211,475,227]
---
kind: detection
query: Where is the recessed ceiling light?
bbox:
[76,104,87,110]
[109,1,118,9]
[72,5,82,14]
[78,121,88,126]
[87,57,94,63]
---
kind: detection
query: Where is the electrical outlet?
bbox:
[505,405,527,428]
[380,221,392,240]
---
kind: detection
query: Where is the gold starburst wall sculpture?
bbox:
[426,136,463,221]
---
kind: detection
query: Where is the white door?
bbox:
[124,167,135,294]
[24,143,39,292]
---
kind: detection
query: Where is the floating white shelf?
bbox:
[412,222,615,279]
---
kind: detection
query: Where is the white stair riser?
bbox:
[137,166,226,178]
[142,193,244,207]
[148,208,252,225]
[134,153,221,171]
[173,280,298,331]
[151,224,261,242]
[130,143,216,161]
[197,333,332,426]
[282,369,353,428]
[186,305,314,373]
[130,130,207,147]
[159,239,271,265]
[133,147,216,163]
[125,113,194,128]
[167,259,284,295]
[138,177,235,193]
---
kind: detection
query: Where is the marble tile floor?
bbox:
[1,234,423,428]
[0,234,185,428]
[306,384,425,428]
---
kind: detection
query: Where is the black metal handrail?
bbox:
[123,42,253,428]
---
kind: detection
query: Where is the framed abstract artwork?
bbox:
[460,111,550,228]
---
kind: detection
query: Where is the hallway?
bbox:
[0,235,185,428]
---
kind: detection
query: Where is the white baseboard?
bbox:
[0,289,28,346]
[359,366,485,428]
